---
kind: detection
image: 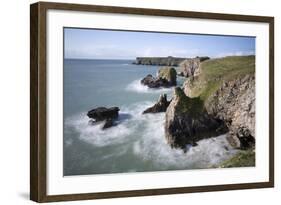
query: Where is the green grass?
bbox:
[187,55,255,102]
[174,87,204,116]
[219,149,255,168]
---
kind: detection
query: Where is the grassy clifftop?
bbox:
[185,55,255,102]
[219,149,255,168]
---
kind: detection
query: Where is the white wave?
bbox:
[65,101,237,170]
[125,79,173,94]
[130,110,237,168]
[64,101,154,147]
[65,113,132,147]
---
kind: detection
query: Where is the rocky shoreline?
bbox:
[139,55,255,166]
[86,55,255,168]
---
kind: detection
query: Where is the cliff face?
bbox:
[165,87,227,149]
[205,75,255,149]
[178,57,210,77]
[165,56,255,150]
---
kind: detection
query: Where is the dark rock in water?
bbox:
[87,107,119,121]
[87,107,120,129]
[141,74,157,87]
[102,119,117,129]
[165,87,228,149]
[143,94,170,114]
[88,118,117,129]
[141,76,170,88]
[141,67,177,88]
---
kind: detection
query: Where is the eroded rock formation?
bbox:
[143,94,170,114]
[165,87,228,150]
[87,107,120,129]
[205,75,255,149]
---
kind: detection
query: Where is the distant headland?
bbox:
[133,56,210,66]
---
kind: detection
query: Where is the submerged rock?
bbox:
[87,107,119,129]
[165,87,227,149]
[141,67,177,88]
[143,94,170,114]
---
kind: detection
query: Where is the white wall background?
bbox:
[0,0,279,204]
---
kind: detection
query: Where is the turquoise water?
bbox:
[63,59,237,176]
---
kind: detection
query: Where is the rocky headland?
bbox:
[88,55,255,167]
[133,56,185,66]
[133,56,210,66]
[142,55,255,166]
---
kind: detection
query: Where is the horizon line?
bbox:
[64,54,255,61]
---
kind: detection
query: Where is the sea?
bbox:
[63,59,237,176]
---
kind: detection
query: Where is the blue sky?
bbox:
[64,28,255,59]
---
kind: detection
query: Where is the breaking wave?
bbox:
[64,101,237,171]
[125,79,173,94]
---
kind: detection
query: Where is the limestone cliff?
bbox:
[165,87,227,149]
[178,57,210,77]
[165,56,255,151]
[205,75,255,149]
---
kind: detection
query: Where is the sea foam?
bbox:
[125,79,173,94]
[65,101,237,170]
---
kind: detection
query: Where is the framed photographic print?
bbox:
[30,1,274,202]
